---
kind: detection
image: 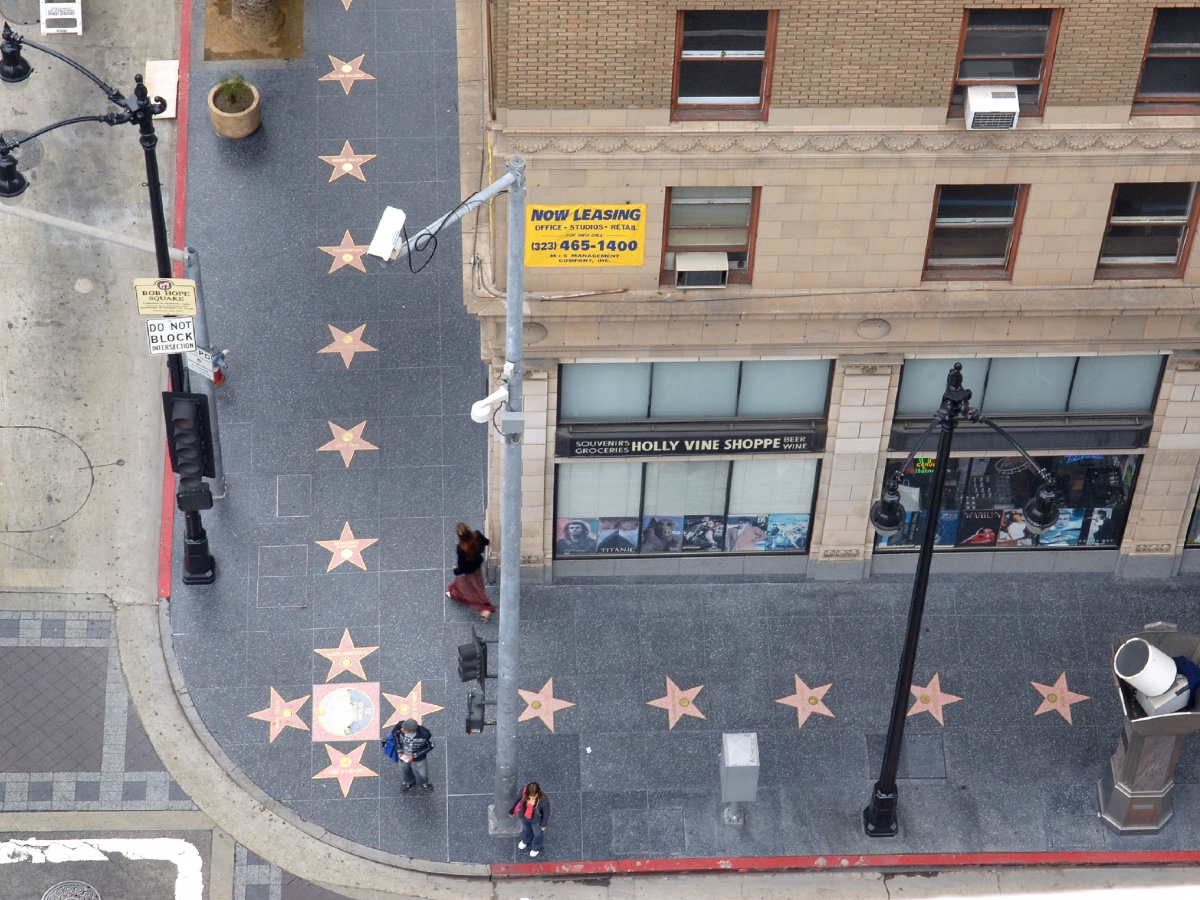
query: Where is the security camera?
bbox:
[367,206,407,261]
[471,386,509,424]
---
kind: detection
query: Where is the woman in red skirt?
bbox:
[446,522,497,621]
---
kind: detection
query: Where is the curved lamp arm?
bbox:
[968,410,1061,534]
[3,22,117,98]
[1,113,122,153]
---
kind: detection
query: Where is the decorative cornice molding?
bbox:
[502,128,1200,156]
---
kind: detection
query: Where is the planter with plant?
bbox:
[207,75,261,139]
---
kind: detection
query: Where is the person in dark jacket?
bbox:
[446,522,497,621]
[393,719,434,792]
[509,781,549,856]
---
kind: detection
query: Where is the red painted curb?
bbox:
[490,849,1200,879]
[157,0,193,600]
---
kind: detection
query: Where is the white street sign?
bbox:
[186,347,215,381]
[146,316,197,355]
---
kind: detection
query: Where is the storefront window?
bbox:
[554,457,820,557]
[875,454,1139,551]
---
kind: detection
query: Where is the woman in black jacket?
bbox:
[446,522,497,620]
[509,781,549,856]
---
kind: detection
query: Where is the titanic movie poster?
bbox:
[1037,508,1085,547]
[596,517,639,553]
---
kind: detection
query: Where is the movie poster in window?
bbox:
[597,517,640,553]
[996,509,1033,547]
[1037,508,1085,547]
[555,518,599,555]
[876,510,957,548]
[1083,507,1123,546]
[956,509,1001,547]
[725,515,770,552]
[764,514,811,551]
[640,516,683,553]
[682,515,726,552]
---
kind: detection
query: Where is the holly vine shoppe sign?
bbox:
[554,426,825,558]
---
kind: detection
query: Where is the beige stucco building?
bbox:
[455,1,1200,580]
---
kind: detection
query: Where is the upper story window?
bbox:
[661,187,759,286]
[671,10,778,121]
[1133,8,1200,114]
[923,184,1029,281]
[950,8,1061,117]
[1096,183,1200,279]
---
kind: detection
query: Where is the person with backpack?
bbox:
[508,781,549,857]
[382,719,435,792]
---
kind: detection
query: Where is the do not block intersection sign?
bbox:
[146,316,197,355]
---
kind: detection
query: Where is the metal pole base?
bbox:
[486,803,522,837]
[723,801,745,827]
[863,785,899,838]
[182,533,216,585]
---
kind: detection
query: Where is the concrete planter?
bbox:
[207,82,261,139]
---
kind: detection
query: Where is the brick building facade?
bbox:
[455,1,1200,580]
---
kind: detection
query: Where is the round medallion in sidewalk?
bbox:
[42,882,101,900]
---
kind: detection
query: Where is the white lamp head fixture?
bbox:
[471,386,509,424]
[367,205,406,261]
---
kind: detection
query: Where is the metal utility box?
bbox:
[720,732,759,803]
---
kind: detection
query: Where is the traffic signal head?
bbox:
[466,692,486,734]
[457,632,487,686]
[163,392,215,511]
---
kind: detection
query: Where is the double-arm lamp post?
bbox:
[1,21,215,584]
[862,362,1060,838]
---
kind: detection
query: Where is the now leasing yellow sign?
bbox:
[525,204,647,267]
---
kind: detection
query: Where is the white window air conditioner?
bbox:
[675,251,729,288]
[964,85,1020,130]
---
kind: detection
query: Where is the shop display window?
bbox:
[875,454,1139,551]
[554,458,819,558]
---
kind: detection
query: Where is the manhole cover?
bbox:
[42,883,102,900]
[0,1,41,26]
[1,130,43,169]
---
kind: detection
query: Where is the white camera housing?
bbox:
[367,206,407,261]
[471,386,509,424]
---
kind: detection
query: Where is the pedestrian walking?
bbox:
[509,781,549,857]
[446,522,497,621]
[384,719,435,792]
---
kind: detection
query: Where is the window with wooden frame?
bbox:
[671,10,777,121]
[949,8,1062,117]
[1133,8,1200,114]
[1096,183,1200,279]
[923,184,1028,281]
[661,187,760,287]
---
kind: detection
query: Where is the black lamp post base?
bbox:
[863,786,899,838]
[182,535,216,585]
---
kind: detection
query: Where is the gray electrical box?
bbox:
[720,732,759,803]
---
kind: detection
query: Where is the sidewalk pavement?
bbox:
[2,0,1200,897]
[169,0,1200,883]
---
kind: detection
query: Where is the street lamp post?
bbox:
[862,362,1060,838]
[1,20,215,584]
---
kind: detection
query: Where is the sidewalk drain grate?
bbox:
[42,882,101,900]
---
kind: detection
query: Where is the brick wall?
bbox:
[493,0,1167,110]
